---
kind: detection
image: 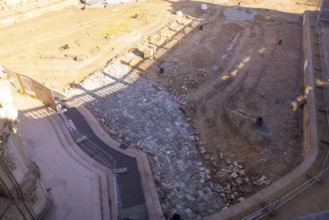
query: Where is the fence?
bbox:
[16,73,57,111]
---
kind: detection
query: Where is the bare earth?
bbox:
[0,0,321,218]
[127,0,317,196]
[0,1,172,89]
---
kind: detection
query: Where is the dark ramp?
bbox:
[292,211,329,220]
[64,107,148,220]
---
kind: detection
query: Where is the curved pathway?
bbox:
[63,107,148,220]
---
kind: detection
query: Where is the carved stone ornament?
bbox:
[28,161,41,179]
[24,186,38,205]
[0,107,17,170]
[3,207,18,220]
[1,148,16,170]
[0,118,14,150]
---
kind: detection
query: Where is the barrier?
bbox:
[16,73,56,110]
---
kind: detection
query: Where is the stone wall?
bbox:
[0,79,51,219]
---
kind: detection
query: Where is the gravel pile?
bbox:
[67,57,225,219]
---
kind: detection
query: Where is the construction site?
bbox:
[0,0,329,219]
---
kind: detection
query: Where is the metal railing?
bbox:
[56,103,123,220]
[242,163,329,220]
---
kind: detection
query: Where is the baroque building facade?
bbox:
[0,79,50,219]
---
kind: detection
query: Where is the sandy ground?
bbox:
[0,1,172,89]
[0,0,322,218]
[0,0,319,90]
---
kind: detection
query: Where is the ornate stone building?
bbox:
[0,79,50,219]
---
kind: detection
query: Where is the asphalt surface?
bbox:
[64,107,148,220]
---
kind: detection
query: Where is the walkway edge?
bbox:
[67,101,164,220]
[47,111,113,220]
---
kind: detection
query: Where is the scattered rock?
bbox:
[154,175,161,184]
[254,175,270,186]
[68,56,224,219]
[176,11,183,16]
[164,183,174,190]
[241,185,253,193]
[235,178,243,185]
[260,175,267,181]
[73,56,84,62]
[233,167,240,173]
[231,172,238,179]
[62,44,69,50]
[264,180,271,186]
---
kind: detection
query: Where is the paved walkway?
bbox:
[64,100,164,220]
[63,107,148,219]
[14,93,110,220]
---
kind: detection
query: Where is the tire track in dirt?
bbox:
[0,4,169,54]
[184,21,278,165]
[185,24,255,154]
